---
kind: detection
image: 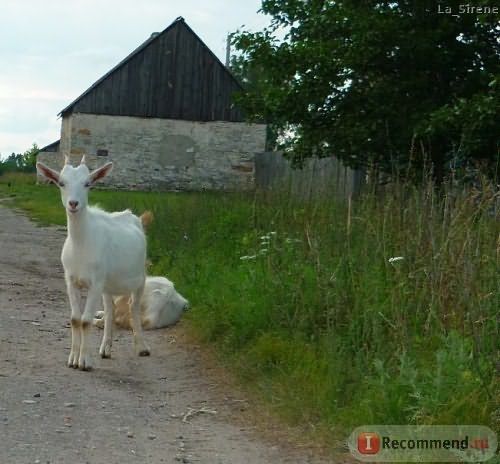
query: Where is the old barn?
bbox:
[37,17,266,190]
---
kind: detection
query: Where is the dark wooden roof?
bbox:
[59,17,244,122]
[39,140,60,152]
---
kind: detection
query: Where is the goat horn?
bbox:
[64,154,70,165]
[80,155,86,165]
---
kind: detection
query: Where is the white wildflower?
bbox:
[240,255,257,261]
[388,256,404,263]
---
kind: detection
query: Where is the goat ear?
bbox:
[63,154,70,165]
[89,162,113,185]
[36,162,60,185]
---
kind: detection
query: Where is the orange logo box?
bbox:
[358,432,381,455]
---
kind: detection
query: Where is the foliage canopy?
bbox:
[231,0,500,180]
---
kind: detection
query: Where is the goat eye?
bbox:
[84,181,91,188]
[58,181,65,187]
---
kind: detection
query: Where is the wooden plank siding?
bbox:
[60,18,244,122]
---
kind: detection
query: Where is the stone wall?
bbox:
[38,113,267,191]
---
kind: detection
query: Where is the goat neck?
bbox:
[66,206,89,243]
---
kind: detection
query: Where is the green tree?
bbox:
[231,0,500,181]
[20,143,39,171]
[0,143,39,174]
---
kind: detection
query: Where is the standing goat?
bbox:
[36,155,150,371]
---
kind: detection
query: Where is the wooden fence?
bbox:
[255,151,364,199]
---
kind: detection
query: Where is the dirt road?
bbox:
[0,204,331,464]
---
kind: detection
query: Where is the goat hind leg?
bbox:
[99,293,114,358]
[130,287,150,356]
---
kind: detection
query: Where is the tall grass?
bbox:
[1,173,498,438]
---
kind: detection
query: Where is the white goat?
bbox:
[94,276,189,330]
[36,155,150,371]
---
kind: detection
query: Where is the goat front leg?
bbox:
[78,285,103,371]
[67,281,82,368]
[130,286,150,356]
[99,293,114,359]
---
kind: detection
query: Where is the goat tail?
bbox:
[140,210,154,230]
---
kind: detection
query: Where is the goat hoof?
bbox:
[78,356,93,371]
[99,341,112,358]
[78,362,93,371]
[138,349,150,357]
[68,352,79,368]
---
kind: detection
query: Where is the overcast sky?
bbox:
[0,0,269,157]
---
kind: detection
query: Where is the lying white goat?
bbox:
[36,155,150,371]
[94,276,189,330]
